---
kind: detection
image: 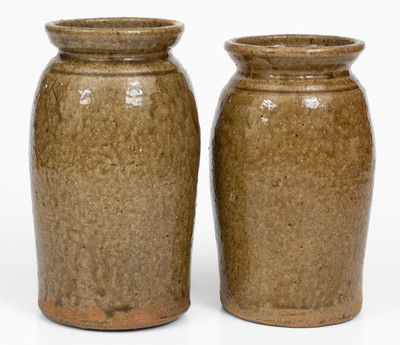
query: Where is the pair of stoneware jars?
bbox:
[30,17,374,330]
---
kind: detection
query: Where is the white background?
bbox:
[0,0,399,344]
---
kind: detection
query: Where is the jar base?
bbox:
[221,295,361,328]
[38,297,189,330]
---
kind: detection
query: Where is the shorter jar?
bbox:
[211,34,375,327]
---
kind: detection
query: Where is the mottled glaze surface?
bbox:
[31,17,200,330]
[211,35,374,327]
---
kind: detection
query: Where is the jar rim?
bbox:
[46,17,184,37]
[225,34,365,57]
[45,17,184,58]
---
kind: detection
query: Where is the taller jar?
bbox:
[211,35,374,327]
[30,18,200,330]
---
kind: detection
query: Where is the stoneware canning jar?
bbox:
[211,35,374,327]
[30,17,200,330]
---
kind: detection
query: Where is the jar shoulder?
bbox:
[33,55,198,121]
[225,71,364,93]
[43,55,182,77]
[214,75,370,135]
[212,75,374,172]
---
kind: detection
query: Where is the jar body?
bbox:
[31,55,200,329]
[211,72,374,327]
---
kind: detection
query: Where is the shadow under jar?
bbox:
[211,35,375,327]
[30,18,200,330]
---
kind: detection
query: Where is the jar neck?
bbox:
[226,35,364,79]
[238,65,352,79]
[229,51,360,78]
[59,50,170,62]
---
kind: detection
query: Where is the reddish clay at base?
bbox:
[39,295,189,330]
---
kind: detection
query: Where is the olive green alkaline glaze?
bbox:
[30,17,200,330]
[211,35,374,327]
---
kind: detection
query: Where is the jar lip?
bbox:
[46,17,184,37]
[225,34,365,57]
[45,17,184,57]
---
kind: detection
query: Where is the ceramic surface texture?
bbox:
[31,17,200,330]
[211,35,374,327]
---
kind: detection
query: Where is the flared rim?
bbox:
[46,17,184,37]
[225,34,365,57]
[45,17,184,57]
